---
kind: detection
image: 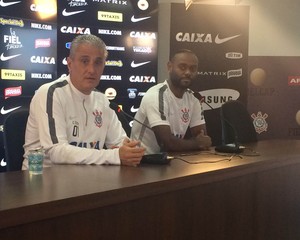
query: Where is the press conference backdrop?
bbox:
[248,56,300,141]
[170,4,249,145]
[169,3,300,145]
[0,0,158,172]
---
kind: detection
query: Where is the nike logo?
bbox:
[0,158,6,167]
[215,34,241,44]
[130,106,139,113]
[131,15,151,23]
[0,53,21,61]
[62,9,85,16]
[62,58,67,65]
[131,61,150,68]
[1,106,21,115]
[0,0,21,7]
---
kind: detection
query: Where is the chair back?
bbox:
[3,108,29,171]
[220,100,257,144]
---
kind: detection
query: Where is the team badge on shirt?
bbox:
[93,110,103,128]
[181,108,190,123]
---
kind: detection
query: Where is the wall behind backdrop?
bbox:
[0,0,158,172]
[158,1,300,146]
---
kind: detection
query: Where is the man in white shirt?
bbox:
[131,49,212,154]
[23,34,145,168]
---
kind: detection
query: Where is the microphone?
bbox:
[109,101,152,131]
[191,91,242,153]
[215,116,243,154]
[109,101,171,164]
[192,90,214,110]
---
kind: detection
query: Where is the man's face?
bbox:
[167,52,198,90]
[67,43,106,95]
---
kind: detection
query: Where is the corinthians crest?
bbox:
[251,111,268,134]
[181,108,190,123]
[93,109,103,128]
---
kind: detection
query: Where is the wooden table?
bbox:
[1,139,300,240]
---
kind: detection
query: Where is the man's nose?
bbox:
[87,63,96,73]
[184,69,192,76]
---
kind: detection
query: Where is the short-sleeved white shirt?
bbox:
[130,80,205,154]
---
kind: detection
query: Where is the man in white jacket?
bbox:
[23,34,145,169]
[131,49,211,154]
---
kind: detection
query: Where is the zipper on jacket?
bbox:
[83,99,88,126]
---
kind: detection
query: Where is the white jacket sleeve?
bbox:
[25,83,127,167]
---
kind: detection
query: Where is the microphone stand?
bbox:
[192,90,242,153]
[109,101,171,164]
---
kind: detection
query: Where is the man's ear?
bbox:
[167,61,172,72]
[66,57,72,72]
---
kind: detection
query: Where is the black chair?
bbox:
[3,108,29,171]
[220,100,257,145]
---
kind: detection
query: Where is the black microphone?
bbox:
[192,90,214,110]
[215,115,243,154]
[109,101,171,164]
[109,101,152,131]
[192,91,242,153]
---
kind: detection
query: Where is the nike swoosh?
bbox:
[0,158,6,167]
[1,106,21,115]
[215,34,241,44]
[0,53,21,61]
[131,61,150,68]
[62,9,85,16]
[0,0,21,7]
[130,106,139,113]
[131,15,151,23]
[62,58,67,65]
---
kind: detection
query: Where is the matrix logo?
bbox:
[198,69,242,79]
[1,69,25,80]
[93,0,127,5]
[98,11,123,22]
[68,0,87,7]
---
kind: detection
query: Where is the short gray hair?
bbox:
[69,34,108,58]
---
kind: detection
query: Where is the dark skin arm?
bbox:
[152,124,212,152]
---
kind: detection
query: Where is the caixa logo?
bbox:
[130,31,156,39]
[31,56,55,64]
[129,76,156,83]
[60,26,91,34]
